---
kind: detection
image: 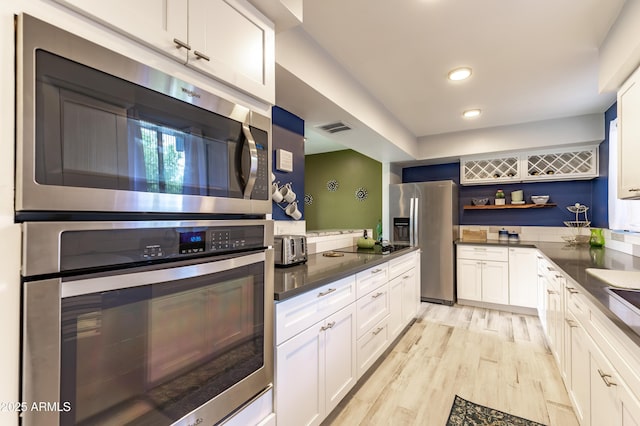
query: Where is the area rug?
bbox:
[446,395,546,426]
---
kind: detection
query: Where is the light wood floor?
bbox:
[324,302,579,426]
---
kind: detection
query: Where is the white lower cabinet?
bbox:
[274,251,420,425]
[275,304,356,426]
[535,254,640,426]
[457,245,509,305]
[508,248,538,308]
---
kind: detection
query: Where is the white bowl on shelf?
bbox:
[531,195,549,205]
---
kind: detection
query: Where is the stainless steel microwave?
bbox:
[16,14,271,216]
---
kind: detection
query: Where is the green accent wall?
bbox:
[304,150,382,234]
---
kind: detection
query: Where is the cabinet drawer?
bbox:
[356,282,390,339]
[457,245,508,262]
[275,276,356,345]
[388,253,415,280]
[356,264,388,298]
[356,317,389,379]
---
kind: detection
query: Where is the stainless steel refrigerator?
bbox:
[389,180,458,305]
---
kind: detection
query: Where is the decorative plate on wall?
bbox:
[326,179,339,192]
[304,194,313,205]
[355,187,368,201]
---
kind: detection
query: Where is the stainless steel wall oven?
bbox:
[21,220,274,426]
[16,14,271,216]
[16,13,275,426]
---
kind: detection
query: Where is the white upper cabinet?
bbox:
[617,65,640,199]
[54,0,275,103]
[460,145,599,185]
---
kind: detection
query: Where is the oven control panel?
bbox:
[59,224,267,272]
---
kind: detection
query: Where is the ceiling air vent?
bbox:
[317,121,352,134]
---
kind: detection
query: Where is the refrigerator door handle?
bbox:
[413,197,419,246]
[409,197,415,246]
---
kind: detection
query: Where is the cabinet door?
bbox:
[508,248,538,308]
[388,275,404,339]
[324,304,357,415]
[457,259,482,301]
[590,346,621,426]
[618,66,640,199]
[54,0,188,62]
[481,261,509,305]
[188,0,275,103]
[401,268,418,324]
[567,312,590,425]
[276,322,324,426]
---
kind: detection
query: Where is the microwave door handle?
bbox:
[241,124,258,199]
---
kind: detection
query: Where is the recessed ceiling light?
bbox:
[463,109,481,118]
[448,67,472,81]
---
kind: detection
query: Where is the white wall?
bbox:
[416,113,605,161]
[599,0,640,93]
[275,26,419,160]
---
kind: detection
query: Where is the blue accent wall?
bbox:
[272,106,305,221]
[403,104,615,228]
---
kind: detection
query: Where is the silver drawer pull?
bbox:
[194,50,210,61]
[565,319,578,328]
[547,289,558,295]
[402,275,410,279]
[547,266,555,271]
[567,287,579,294]
[372,292,384,299]
[473,247,487,251]
[371,268,383,274]
[173,38,191,51]
[320,321,336,331]
[555,274,564,279]
[598,369,617,387]
[317,288,336,297]
[629,188,640,192]
[372,327,384,335]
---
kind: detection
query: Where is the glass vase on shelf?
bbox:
[495,189,505,205]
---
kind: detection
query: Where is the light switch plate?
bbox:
[276,149,293,172]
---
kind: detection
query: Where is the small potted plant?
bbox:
[495,189,505,205]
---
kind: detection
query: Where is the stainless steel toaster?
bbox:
[274,235,307,266]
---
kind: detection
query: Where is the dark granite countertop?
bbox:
[458,239,640,347]
[274,246,419,301]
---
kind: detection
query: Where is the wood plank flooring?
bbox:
[324,303,579,426]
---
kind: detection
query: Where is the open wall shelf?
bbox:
[463,203,557,210]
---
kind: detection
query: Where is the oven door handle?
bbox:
[61,251,266,298]
[241,124,259,200]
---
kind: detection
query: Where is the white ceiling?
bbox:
[274,0,625,160]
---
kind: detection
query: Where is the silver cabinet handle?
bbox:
[555,274,564,279]
[372,292,384,299]
[567,287,579,294]
[402,275,410,279]
[317,288,336,297]
[629,188,640,192]
[173,38,191,50]
[547,289,558,295]
[371,268,383,274]
[547,266,555,271]
[372,327,384,335]
[193,50,210,61]
[473,247,487,251]
[598,369,617,387]
[320,321,336,331]
[565,319,578,328]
